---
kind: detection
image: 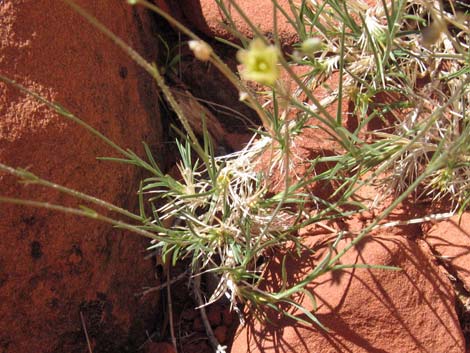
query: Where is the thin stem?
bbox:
[0,196,159,240]
[166,269,178,352]
[0,163,143,222]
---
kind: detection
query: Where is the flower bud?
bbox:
[300,37,322,54]
[188,40,213,61]
[239,91,249,102]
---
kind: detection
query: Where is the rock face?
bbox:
[425,212,470,292]
[179,0,299,48]
[231,233,465,353]
[0,1,161,352]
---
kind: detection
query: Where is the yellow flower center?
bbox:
[256,59,269,72]
[236,38,280,85]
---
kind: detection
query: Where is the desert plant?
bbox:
[1,0,469,352]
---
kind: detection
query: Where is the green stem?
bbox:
[0,196,159,240]
[0,163,143,222]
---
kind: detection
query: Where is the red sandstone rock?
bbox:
[425,212,470,292]
[180,0,299,48]
[231,234,465,353]
[0,1,161,352]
